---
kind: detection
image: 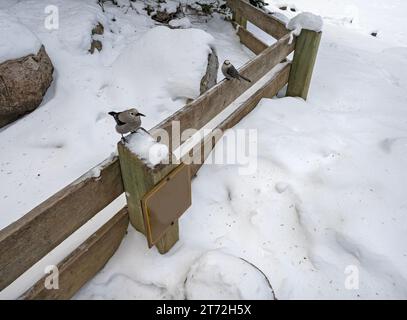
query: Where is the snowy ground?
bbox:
[1,0,407,299]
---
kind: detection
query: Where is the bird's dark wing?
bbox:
[117,113,129,125]
[109,112,126,125]
[227,65,240,78]
[116,118,126,125]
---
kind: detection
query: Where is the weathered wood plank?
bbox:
[152,32,294,153]
[287,29,322,100]
[20,207,129,300]
[155,222,179,254]
[216,63,290,131]
[0,157,124,291]
[188,63,291,176]
[233,7,247,28]
[234,23,268,55]
[227,0,289,39]
[117,143,179,254]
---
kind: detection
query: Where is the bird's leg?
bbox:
[121,134,127,144]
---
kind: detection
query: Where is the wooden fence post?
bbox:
[233,8,247,28]
[117,142,179,254]
[286,29,322,100]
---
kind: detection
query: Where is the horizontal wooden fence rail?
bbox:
[234,23,269,55]
[188,63,291,176]
[21,207,129,299]
[0,158,123,291]
[227,0,289,40]
[0,0,321,299]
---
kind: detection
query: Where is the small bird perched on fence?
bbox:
[222,60,251,83]
[108,108,146,142]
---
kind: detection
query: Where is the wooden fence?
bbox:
[0,0,321,299]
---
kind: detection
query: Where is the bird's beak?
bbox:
[108,111,115,116]
[137,113,146,117]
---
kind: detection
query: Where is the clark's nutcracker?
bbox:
[221,60,252,83]
[108,108,146,142]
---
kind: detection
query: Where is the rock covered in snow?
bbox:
[200,47,219,95]
[249,0,268,9]
[0,45,54,128]
[126,130,169,168]
[89,22,104,54]
[152,9,179,24]
[184,251,275,299]
[169,17,192,29]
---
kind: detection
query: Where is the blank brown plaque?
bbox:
[141,164,191,247]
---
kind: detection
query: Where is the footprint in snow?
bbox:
[31,141,65,149]
[379,137,407,153]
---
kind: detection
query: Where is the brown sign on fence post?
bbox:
[141,163,191,248]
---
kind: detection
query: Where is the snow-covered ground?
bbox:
[1,0,407,299]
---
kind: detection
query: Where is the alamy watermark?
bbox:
[146,121,258,175]
[344,265,359,290]
[44,5,59,30]
[44,265,59,290]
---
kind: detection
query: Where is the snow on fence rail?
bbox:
[0,0,321,299]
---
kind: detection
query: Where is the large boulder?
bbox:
[0,45,54,128]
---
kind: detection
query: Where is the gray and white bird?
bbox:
[221,60,251,83]
[108,108,146,142]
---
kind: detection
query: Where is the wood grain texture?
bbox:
[20,207,129,300]
[188,63,291,176]
[287,29,322,100]
[0,157,124,291]
[227,0,289,39]
[151,32,295,153]
[155,222,179,254]
[117,142,179,254]
[233,8,247,28]
[235,23,268,55]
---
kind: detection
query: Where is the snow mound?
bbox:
[126,130,169,167]
[169,17,192,29]
[287,12,324,33]
[287,12,323,43]
[0,11,41,63]
[6,0,106,53]
[185,251,275,300]
[108,26,214,108]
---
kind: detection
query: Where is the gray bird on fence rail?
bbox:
[108,108,146,142]
[221,60,252,83]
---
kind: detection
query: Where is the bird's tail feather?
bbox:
[240,75,252,83]
[108,111,121,125]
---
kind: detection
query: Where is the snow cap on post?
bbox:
[286,12,323,43]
